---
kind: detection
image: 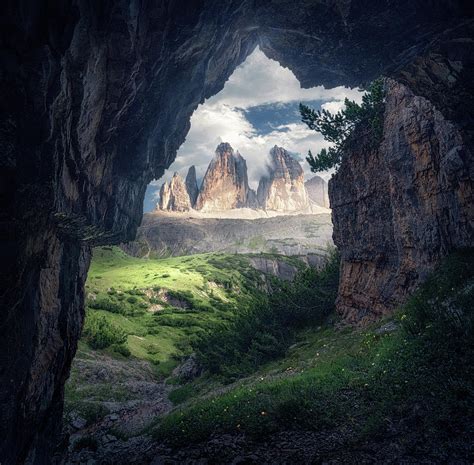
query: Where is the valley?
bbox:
[65,248,474,464]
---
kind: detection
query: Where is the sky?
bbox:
[143,48,362,212]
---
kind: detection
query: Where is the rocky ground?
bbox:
[63,350,173,464]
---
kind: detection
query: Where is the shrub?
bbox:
[82,312,127,350]
[194,250,340,379]
[88,297,122,314]
[111,343,131,357]
[126,296,138,304]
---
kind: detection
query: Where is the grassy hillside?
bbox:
[150,249,474,461]
[65,247,333,438]
[66,247,473,463]
[81,246,269,373]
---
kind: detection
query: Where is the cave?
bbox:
[1,1,473,463]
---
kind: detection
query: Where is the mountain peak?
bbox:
[158,173,192,212]
[195,143,252,211]
[185,165,199,207]
[215,142,234,155]
[258,146,309,211]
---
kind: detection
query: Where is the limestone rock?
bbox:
[305,176,330,208]
[158,173,192,212]
[195,143,252,211]
[331,79,474,325]
[257,146,309,211]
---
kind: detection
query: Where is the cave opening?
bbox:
[66,46,356,458]
[143,47,362,213]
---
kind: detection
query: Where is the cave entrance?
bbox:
[67,49,365,454]
[5,2,471,462]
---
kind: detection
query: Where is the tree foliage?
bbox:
[193,250,340,381]
[300,78,385,172]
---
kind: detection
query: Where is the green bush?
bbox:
[156,315,196,328]
[111,343,131,357]
[88,297,122,314]
[82,311,127,350]
[194,250,340,380]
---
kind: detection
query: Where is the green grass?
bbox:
[81,247,266,374]
[152,249,474,455]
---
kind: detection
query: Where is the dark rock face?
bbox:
[257,146,309,211]
[305,176,330,208]
[330,79,474,324]
[1,1,473,462]
[185,166,199,207]
[195,143,252,211]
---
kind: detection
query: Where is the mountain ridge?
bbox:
[156,143,329,214]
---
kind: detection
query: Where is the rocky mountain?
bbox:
[257,146,309,211]
[158,144,317,213]
[158,172,192,212]
[305,176,330,208]
[195,143,254,211]
[185,166,199,207]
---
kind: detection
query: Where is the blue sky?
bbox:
[143,48,362,212]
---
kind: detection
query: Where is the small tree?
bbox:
[300,78,385,172]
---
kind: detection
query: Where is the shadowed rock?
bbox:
[185,166,199,207]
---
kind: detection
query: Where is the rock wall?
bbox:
[1,1,472,462]
[331,79,474,325]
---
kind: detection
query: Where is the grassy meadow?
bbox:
[81,246,268,373]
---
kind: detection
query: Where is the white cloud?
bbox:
[153,48,363,190]
[321,100,346,114]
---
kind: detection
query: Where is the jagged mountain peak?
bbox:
[195,142,252,211]
[157,143,318,214]
[158,172,192,212]
[258,146,309,211]
[305,176,330,208]
[215,141,233,153]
